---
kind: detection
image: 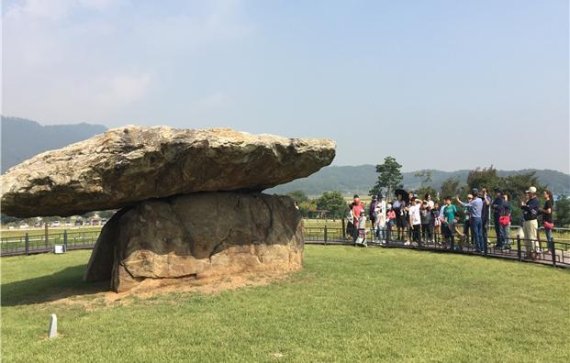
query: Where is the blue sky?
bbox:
[3,0,569,172]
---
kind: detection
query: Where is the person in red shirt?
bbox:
[350,195,364,241]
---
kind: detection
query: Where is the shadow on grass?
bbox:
[1,264,109,307]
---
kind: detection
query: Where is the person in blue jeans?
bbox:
[501,194,512,249]
[457,188,485,254]
[491,189,505,248]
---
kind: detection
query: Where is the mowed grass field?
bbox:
[1,246,569,362]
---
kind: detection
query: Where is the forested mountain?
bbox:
[270,165,570,196]
[1,116,107,172]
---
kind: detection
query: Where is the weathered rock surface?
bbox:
[84,192,304,292]
[1,126,335,217]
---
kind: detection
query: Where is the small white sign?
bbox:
[54,245,65,254]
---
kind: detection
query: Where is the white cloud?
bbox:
[194,92,232,110]
[95,73,153,106]
[79,0,119,11]
[5,0,74,21]
[2,0,252,123]
[4,0,121,21]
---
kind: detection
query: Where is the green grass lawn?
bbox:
[1,247,569,362]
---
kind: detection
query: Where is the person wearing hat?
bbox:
[491,189,506,249]
[457,190,485,253]
[521,186,540,259]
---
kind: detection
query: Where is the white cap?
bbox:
[526,186,537,193]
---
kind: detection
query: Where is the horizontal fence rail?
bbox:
[1,225,569,268]
[0,229,100,256]
[305,225,570,268]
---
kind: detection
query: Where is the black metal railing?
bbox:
[0,229,100,256]
[1,225,569,268]
[304,225,570,268]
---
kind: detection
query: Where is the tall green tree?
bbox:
[500,172,545,225]
[440,177,462,199]
[414,170,433,185]
[501,172,542,200]
[287,190,314,217]
[369,156,403,197]
[287,190,309,204]
[316,191,347,219]
[554,195,570,227]
[414,170,436,200]
[466,166,501,191]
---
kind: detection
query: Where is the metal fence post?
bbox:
[341,219,346,240]
[324,225,328,245]
[63,230,68,252]
[25,233,30,255]
[551,239,556,266]
[44,223,49,249]
[516,236,522,261]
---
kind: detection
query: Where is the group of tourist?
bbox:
[347,186,555,258]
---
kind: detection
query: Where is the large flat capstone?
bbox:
[1,126,335,217]
[84,192,304,292]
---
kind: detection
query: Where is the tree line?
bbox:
[287,156,570,227]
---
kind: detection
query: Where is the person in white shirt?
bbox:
[407,198,422,245]
[375,195,387,243]
[355,212,368,247]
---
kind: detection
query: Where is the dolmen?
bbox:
[1,126,335,292]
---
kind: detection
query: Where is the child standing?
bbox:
[355,211,368,247]
[421,201,434,243]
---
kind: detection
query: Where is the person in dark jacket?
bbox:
[481,188,491,248]
[369,195,378,232]
[540,189,555,252]
[521,186,540,259]
[491,189,505,248]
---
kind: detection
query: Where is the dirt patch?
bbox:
[48,270,294,310]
